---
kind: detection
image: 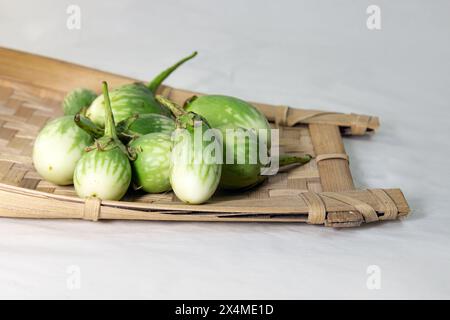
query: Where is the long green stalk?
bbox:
[147,52,198,94]
[102,81,118,140]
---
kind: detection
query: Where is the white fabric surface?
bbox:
[0,0,449,299]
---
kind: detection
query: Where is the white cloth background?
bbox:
[0,0,449,299]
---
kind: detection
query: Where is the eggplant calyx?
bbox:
[156,95,205,130]
[116,114,141,142]
[156,95,186,118]
[116,114,139,132]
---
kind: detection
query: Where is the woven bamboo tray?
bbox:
[0,47,410,227]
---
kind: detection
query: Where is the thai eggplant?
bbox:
[32,116,94,185]
[117,113,175,138]
[184,95,270,189]
[86,52,197,127]
[216,125,267,189]
[185,95,311,189]
[73,82,132,200]
[216,125,311,189]
[62,88,97,116]
[184,95,271,146]
[130,132,172,193]
[157,96,221,204]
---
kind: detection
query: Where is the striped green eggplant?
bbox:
[185,95,311,190]
[74,82,132,201]
[184,95,270,190]
[157,96,221,204]
[62,88,97,116]
[215,125,311,190]
[130,132,172,193]
[117,113,175,139]
[184,95,271,146]
[33,116,94,185]
[216,125,266,190]
[86,52,197,127]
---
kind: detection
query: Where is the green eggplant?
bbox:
[86,52,197,127]
[62,88,97,116]
[74,82,132,201]
[157,96,221,204]
[130,132,172,193]
[184,95,271,146]
[184,95,270,189]
[217,125,311,189]
[217,125,266,189]
[185,95,311,190]
[33,116,94,186]
[117,113,175,138]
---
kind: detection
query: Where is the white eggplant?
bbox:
[73,82,132,201]
[157,96,221,204]
[33,116,93,185]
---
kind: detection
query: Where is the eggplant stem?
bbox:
[116,114,140,141]
[74,113,104,139]
[102,81,118,140]
[147,51,198,94]
[183,95,198,108]
[156,95,186,118]
[279,154,312,167]
[125,114,139,128]
[117,114,139,131]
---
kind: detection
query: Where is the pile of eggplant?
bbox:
[32,53,311,204]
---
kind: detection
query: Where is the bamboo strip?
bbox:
[0,183,409,223]
[0,47,133,93]
[257,103,379,134]
[309,124,355,192]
